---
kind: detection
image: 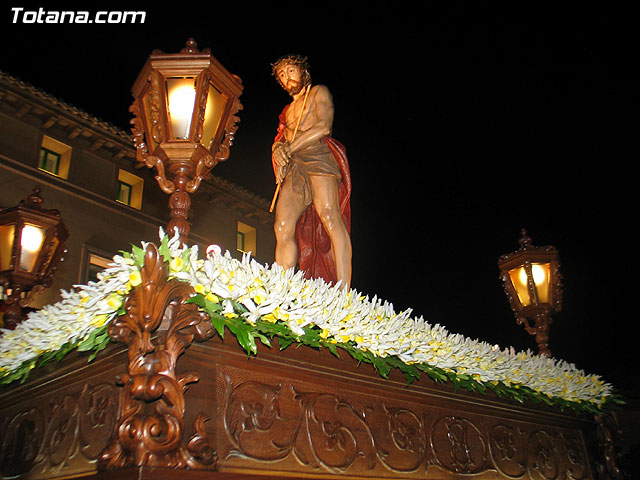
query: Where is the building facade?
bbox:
[0,69,274,311]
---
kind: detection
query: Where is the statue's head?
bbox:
[272,54,311,96]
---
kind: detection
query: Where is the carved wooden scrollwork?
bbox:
[0,407,46,477]
[0,383,118,478]
[431,415,488,474]
[129,74,172,195]
[223,377,378,474]
[214,96,243,163]
[489,424,528,477]
[99,243,216,470]
[526,430,561,479]
[220,370,597,479]
[594,413,624,480]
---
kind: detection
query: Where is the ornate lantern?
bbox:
[0,186,68,329]
[498,229,562,357]
[130,38,243,242]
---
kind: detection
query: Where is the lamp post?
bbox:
[498,229,562,357]
[129,38,243,244]
[0,186,68,329]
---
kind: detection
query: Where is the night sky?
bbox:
[1,3,633,392]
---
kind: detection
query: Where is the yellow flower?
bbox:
[251,288,268,305]
[128,270,142,287]
[205,293,220,303]
[91,314,108,327]
[107,294,123,311]
[194,283,206,294]
[320,329,330,339]
[262,313,277,323]
[170,257,184,271]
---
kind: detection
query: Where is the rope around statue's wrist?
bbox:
[273,141,292,159]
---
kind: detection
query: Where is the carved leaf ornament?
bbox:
[99,242,216,469]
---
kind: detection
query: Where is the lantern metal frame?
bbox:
[0,186,68,329]
[498,229,562,357]
[129,38,243,242]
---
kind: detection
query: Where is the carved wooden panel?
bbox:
[214,364,594,479]
[1,331,604,480]
[0,381,119,479]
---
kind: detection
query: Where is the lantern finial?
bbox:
[181,38,199,54]
[518,229,532,250]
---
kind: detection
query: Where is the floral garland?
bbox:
[0,229,617,413]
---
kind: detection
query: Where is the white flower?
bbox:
[0,229,614,407]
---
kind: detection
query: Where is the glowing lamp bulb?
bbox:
[21,225,44,252]
[168,84,196,138]
[519,264,547,286]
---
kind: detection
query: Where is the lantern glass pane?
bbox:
[166,77,196,139]
[532,262,551,303]
[201,83,228,151]
[0,224,15,271]
[508,262,552,307]
[19,224,46,272]
[508,266,531,306]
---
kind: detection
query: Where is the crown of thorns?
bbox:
[271,54,310,77]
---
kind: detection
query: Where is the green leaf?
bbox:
[205,298,223,313]
[54,343,75,361]
[255,320,292,338]
[158,234,171,262]
[347,345,366,364]
[88,334,111,362]
[187,293,205,307]
[299,327,322,348]
[253,331,272,348]
[77,326,106,352]
[325,342,340,358]
[278,337,295,350]
[246,332,258,355]
[225,318,255,355]
[131,244,145,267]
[233,328,251,354]
[210,313,226,338]
[371,355,391,378]
[37,350,58,368]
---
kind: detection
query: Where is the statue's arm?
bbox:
[271,85,334,183]
[288,85,334,154]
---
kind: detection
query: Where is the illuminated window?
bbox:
[117,181,132,205]
[39,136,71,178]
[116,170,143,209]
[237,221,256,254]
[39,148,61,174]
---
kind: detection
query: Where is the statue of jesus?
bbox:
[270,55,352,288]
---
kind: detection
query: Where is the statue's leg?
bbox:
[309,175,352,288]
[274,176,307,270]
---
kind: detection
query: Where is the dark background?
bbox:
[1,2,634,393]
